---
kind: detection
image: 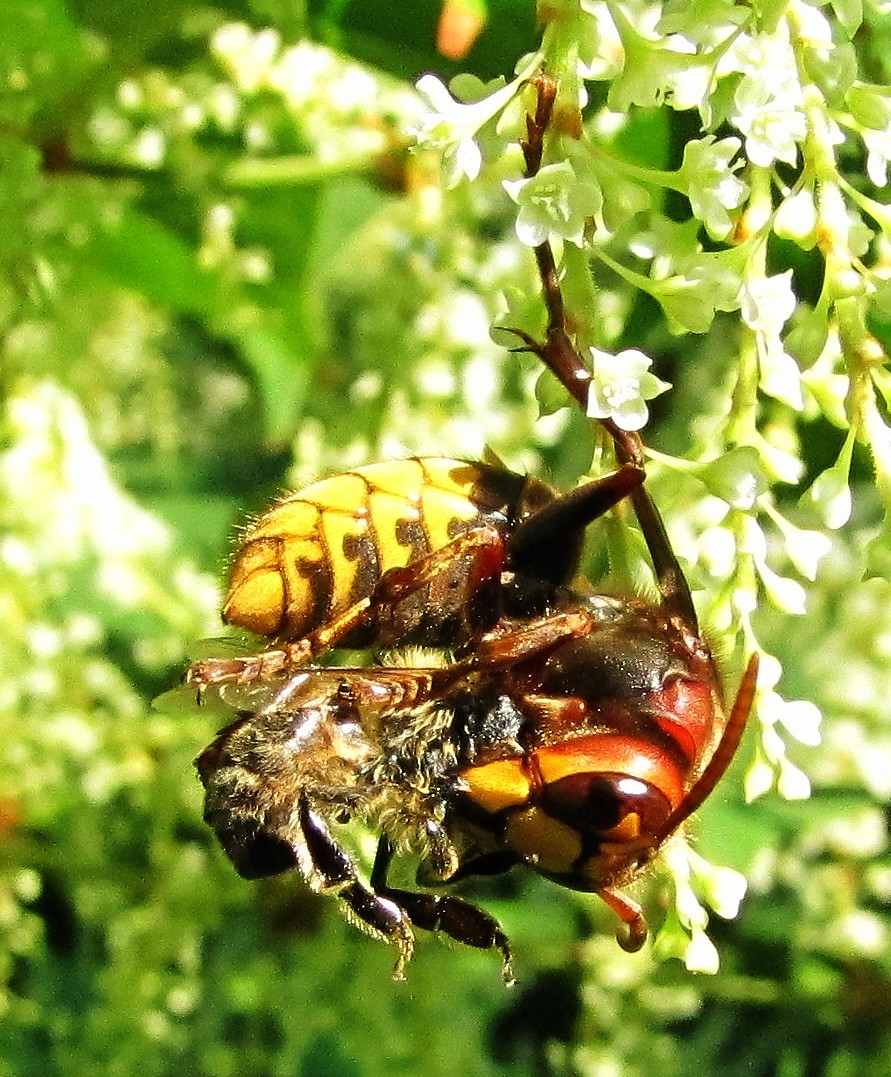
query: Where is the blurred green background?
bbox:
[2,2,890,1075]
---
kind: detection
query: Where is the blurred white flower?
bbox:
[778,757,812,800]
[212,23,280,92]
[863,126,891,186]
[268,42,336,109]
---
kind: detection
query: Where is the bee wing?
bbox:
[251,664,455,718]
[153,682,212,719]
[153,665,306,718]
[169,660,460,720]
[186,635,258,662]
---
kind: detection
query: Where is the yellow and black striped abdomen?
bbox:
[222,457,552,641]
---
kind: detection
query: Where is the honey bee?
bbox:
[190,459,757,982]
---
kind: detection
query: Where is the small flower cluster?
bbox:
[411,0,889,484]
[654,842,748,973]
[211,23,419,155]
[89,24,424,184]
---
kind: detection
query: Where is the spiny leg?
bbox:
[297,800,416,980]
[465,610,594,671]
[371,837,515,985]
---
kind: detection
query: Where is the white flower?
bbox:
[778,757,812,800]
[502,162,602,247]
[759,691,823,746]
[779,700,823,746]
[742,270,802,408]
[807,456,853,529]
[684,927,720,974]
[267,42,336,110]
[665,55,713,113]
[741,514,807,613]
[132,128,165,167]
[414,73,490,182]
[773,188,818,245]
[745,756,775,801]
[863,127,891,187]
[211,23,280,92]
[681,136,748,240]
[764,505,832,581]
[694,861,748,921]
[694,445,767,509]
[414,54,540,186]
[732,74,806,167]
[585,348,671,431]
[450,133,483,184]
[788,0,834,47]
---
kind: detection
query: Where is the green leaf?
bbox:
[846,82,891,131]
[233,324,314,444]
[829,0,863,39]
[89,206,220,316]
[0,0,86,124]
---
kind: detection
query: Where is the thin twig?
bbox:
[513,73,698,630]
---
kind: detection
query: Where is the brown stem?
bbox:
[521,73,557,177]
[512,74,698,632]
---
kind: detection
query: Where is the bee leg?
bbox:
[507,462,644,576]
[464,609,594,670]
[380,888,515,985]
[371,837,515,985]
[187,526,507,690]
[298,801,416,979]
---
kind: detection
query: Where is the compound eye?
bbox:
[542,772,672,843]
